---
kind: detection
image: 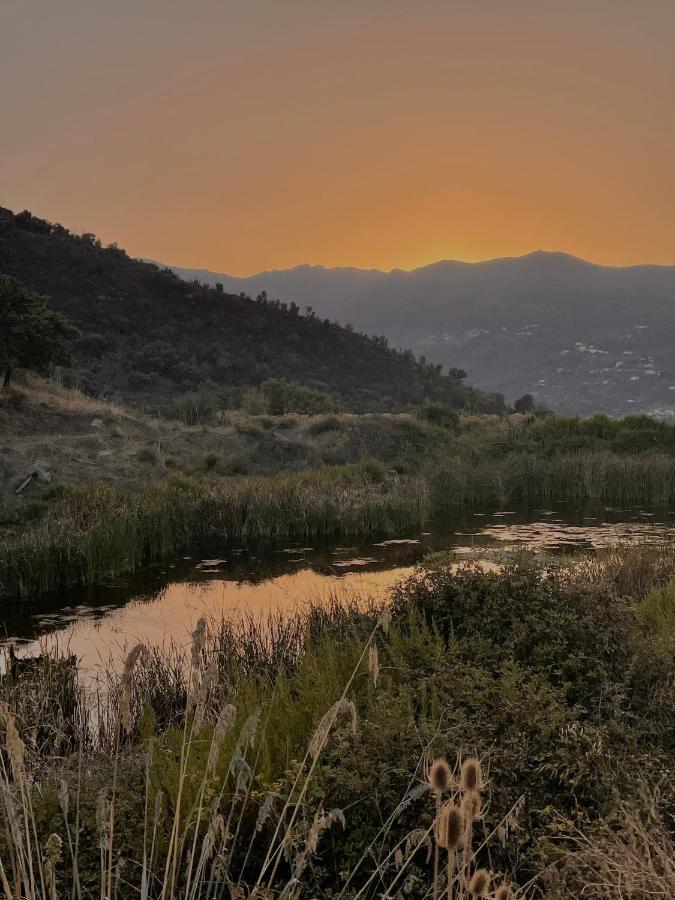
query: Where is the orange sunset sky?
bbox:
[2,0,674,275]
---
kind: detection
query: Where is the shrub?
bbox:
[417,403,460,430]
[234,419,263,437]
[261,378,335,415]
[637,579,675,658]
[308,415,347,435]
[202,451,222,471]
[136,446,158,465]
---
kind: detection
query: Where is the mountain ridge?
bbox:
[164,251,675,415]
[157,249,675,282]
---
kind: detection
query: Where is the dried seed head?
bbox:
[207,703,236,774]
[201,814,225,861]
[153,790,163,828]
[0,702,25,780]
[428,758,451,794]
[58,778,69,818]
[468,868,491,896]
[495,885,514,900]
[436,803,464,850]
[308,699,357,759]
[463,789,482,820]
[377,609,392,633]
[368,644,380,687]
[230,754,252,798]
[404,828,433,864]
[234,706,262,758]
[123,642,146,681]
[191,617,208,667]
[255,791,279,833]
[460,757,482,793]
[119,689,133,734]
[46,833,63,863]
[120,642,147,733]
[295,807,346,876]
[96,791,111,851]
[193,663,218,733]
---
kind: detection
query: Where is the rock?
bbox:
[91,417,104,428]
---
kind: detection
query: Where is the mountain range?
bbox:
[166,252,675,416]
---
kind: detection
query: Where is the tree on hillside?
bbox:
[0,274,79,388]
[514,393,536,413]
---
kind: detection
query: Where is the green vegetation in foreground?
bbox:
[1,548,674,897]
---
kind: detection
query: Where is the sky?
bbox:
[2,0,674,275]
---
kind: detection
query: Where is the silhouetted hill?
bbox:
[0,208,504,413]
[170,251,675,415]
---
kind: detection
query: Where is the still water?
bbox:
[3,504,674,677]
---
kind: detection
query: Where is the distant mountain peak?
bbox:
[163,249,675,417]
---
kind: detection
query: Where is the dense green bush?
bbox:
[261,378,335,415]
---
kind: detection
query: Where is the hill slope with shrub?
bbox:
[0,207,504,413]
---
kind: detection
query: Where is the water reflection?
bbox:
[3,503,674,677]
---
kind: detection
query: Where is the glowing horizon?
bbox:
[2,1,674,276]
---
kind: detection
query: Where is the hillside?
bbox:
[0,373,454,527]
[170,252,675,415]
[0,207,504,413]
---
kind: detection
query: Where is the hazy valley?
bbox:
[169,252,675,416]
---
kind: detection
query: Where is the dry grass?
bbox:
[551,791,675,898]
[0,609,453,900]
[12,373,132,420]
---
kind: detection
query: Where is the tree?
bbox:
[0,274,79,388]
[514,393,536,413]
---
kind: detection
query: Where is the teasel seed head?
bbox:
[436,802,464,850]
[428,757,451,794]
[468,868,491,896]
[460,756,482,793]
[463,788,482,820]
[446,804,464,849]
[495,885,514,900]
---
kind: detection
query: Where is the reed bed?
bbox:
[5,443,675,601]
[431,450,675,511]
[0,465,428,599]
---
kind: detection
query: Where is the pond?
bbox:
[3,503,674,678]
